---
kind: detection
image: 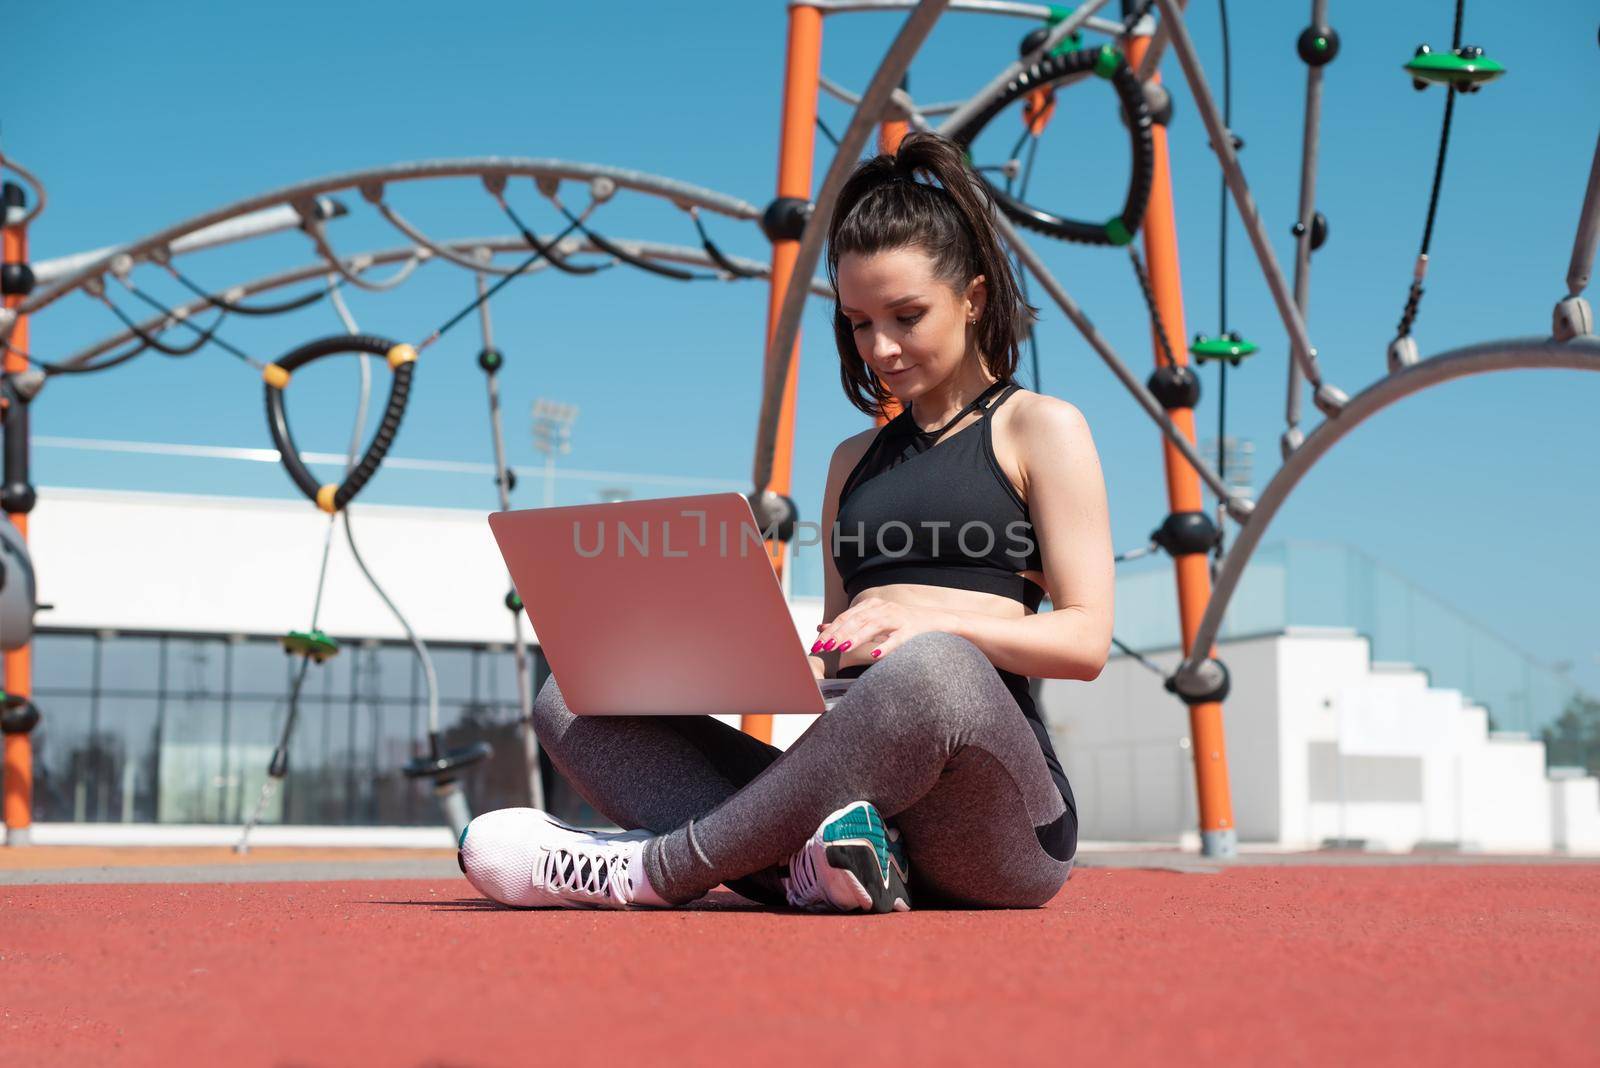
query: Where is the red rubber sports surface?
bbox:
[5,865,1599,1066]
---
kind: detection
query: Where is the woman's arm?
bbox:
[955,396,1113,680]
[808,430,876,680]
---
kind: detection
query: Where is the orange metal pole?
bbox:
[1124,34,1236,852]
[877,118,909,156]
[2,219,33,845]
[745,4,823,744]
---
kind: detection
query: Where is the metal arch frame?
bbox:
[53,235,835,374]
[1173,336,1600,687]
[799,0,1128,35]
[7,157,766,326]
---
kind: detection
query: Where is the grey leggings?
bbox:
[531,630,1075,907]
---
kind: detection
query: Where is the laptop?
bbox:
[488,492,853,716]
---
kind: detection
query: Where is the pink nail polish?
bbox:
[871,649,882,658]
[822,639,836,651]
[810,641,822,653]
[838,640,852,652]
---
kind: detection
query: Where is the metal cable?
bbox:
[300,210,424,293]
[1126,247,1179,369]
[7,337,150,376]
[1112,635,1167,677]
[548,196,715,281]
[415,232,577,354]
[1215,0,1232,560]
[1396,0,1464,340]
[689,207,764,279]
[95,291,229,358]
[492,192,606,276]
[328,276,443,739]
[816,115,842,148]
[474,272,544,809]
[163,261,333,316]
[1015,132,1044,391]
[105,278,263,368]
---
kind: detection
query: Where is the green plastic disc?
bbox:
[282,629,340,662]
[1045,6,1084,54]
[1104,216,1133,246]
[1404,47,1505,88]
[1190,334,1260,362]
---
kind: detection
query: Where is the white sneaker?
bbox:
[783,800,911,913]
[458,807,652,909]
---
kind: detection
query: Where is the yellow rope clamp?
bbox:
[262,363,291,389]
[386,343,418,369]
[315,483,340,514]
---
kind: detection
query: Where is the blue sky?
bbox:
[10,1,1599,694]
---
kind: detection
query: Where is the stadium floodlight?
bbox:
[531,398,579,508]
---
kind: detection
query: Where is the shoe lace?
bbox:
[538,840,634,906]
[785,843,824,907]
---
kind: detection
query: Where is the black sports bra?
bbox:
[832,378,1046,612]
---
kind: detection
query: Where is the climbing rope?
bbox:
[1214,0,1234,567]
[1126,247,1179,370]
[1394,0,1504,344]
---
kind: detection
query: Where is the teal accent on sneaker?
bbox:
[821,802,890,883]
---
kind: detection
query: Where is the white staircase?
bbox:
[1040,628,1600,853]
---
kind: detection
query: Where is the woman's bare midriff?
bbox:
[835,574,1046,673]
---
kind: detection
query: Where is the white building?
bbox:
[15,484,1599,852]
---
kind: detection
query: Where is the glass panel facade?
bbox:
[1115,540,1585,735]
[29,628,594,827]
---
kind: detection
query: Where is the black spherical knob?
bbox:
[1147,364,1201,410]
[1,263,35,297]
[477,347,504,373]
[1291,211,1329,251]
[0,482,35,514]
[1020,26,1050,58]
[0,697,40,735]
[1296,25,1340,66]
[505,589,524,613]
[760,197,813,244]
[1152,511,1220,557]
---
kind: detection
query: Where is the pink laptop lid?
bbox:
[488,492,825,716]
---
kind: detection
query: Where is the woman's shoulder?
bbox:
[997,386,1090,438]
[993,388,1096,496]
[825,422,885,489]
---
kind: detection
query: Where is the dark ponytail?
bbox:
[825,131,1036,417]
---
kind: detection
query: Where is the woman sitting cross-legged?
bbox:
[459,131,1114,913]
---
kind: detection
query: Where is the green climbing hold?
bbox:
[1404,45,1505,91]
[1044,7,1085,54]
[1190,334,1260,365]
[1092,44,1122,80]
[1104,216,1133,246]
[282,629,340,662]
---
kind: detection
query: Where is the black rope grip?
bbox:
[264,334,416,513]
[945,45,1155,245]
